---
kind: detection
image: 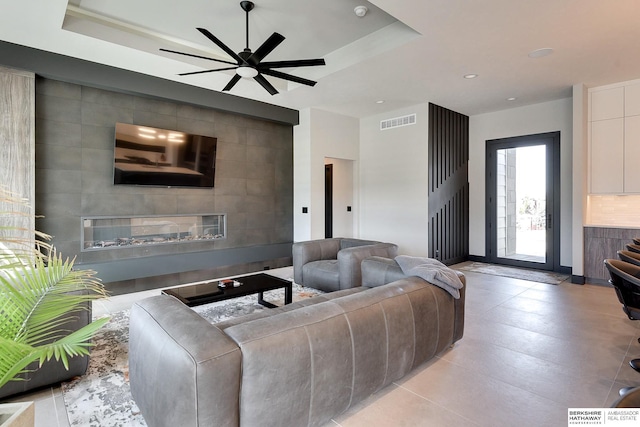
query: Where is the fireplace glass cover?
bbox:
[81,214,226,251]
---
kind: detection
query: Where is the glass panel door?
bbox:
[495,145,546,264]
[485,132,560,272]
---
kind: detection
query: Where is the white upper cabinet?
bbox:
[626,83,640,117]
[590,118,624,193]
[591,87,624,121]
[589,79,640,194]
[624,115,640,192]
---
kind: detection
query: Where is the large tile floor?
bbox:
[8,266,640,427]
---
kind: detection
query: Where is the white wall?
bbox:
[468,98,574,267]
[359,104,430,255]
[572,84,588,276]
[293,108,359,241]
[293,109,312,241]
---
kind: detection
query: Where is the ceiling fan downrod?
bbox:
[240,1,254,51]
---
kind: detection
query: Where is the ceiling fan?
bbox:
[160,1,326,95]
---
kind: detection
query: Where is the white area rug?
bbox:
[454,261,569,285]
[61,284,322,427]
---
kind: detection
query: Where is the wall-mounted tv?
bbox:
[113,123,217,188]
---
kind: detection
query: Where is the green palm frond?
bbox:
[0,316,109,387]
[0,337,34,387]
[0,185,109,390]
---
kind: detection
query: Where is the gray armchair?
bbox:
[292,238,398,292]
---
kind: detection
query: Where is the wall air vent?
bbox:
[380,113,416,130]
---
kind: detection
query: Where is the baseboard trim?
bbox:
[571,275,585,284]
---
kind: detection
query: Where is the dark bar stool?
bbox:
[619,250,640,267]
[604,259,640,390]
[612,386,640,407]
[626,244,640,254]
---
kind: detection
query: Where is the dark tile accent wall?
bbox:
[34,77,293,289]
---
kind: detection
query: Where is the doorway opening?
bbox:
[325,164,333,238]
[485,132,560,271]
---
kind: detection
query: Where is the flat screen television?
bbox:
[113,123,217,188]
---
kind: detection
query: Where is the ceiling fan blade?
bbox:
[248,32,285,65]
[179,67,238,76]
[160,48,237,66]
[197,28,244,64]
[223,74,242,91]
[259,58,326,69]
[253,74,278,95]
[259,68,317,87]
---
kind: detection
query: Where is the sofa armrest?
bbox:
[361,256,406,287]
[338,243,398,289]
[454,279,466,342]
[129,295,242,427]
[361,256,465,343]
[292,238,341,284]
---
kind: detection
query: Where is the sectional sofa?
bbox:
[128,261,465,427]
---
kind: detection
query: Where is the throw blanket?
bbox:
[395,255,463,299]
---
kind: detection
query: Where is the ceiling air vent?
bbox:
[380,113,416,130]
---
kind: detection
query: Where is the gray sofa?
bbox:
[129,266,465,427]
[292,238,398,291]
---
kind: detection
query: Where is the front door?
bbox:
[485,132,560,271]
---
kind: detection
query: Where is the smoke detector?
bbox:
[354,6,368,17]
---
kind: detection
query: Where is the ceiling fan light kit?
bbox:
[236,66,258,78]
[161,1,326,95]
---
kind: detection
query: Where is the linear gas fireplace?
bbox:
[81,213,226,252]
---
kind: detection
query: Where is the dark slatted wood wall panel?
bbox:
[428,103,469,264]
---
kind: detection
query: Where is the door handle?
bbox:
[547,213,552,229]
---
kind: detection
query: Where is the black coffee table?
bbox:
[161,273,293,308]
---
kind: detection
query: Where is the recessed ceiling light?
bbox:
[354,6,368,17]
[464,74,478,79]
[376,100,385,104]
[528,48,553,58]
[507,97,517,101]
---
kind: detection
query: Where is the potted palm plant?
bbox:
[0,187,108,426]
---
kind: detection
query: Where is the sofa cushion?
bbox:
[302,259,340,292]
